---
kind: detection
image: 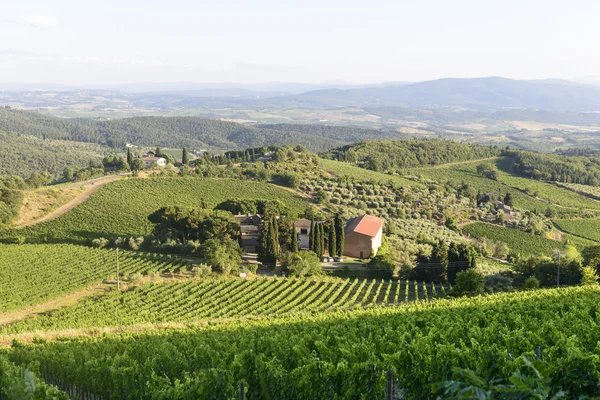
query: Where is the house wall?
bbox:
[371,227,383,256]
[343,232,374,258]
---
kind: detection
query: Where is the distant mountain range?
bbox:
[2,77,600,112]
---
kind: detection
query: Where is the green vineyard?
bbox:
[2,178,310,244]
[0,244,185,313]
[1,278,446,333]
[5,286,600,399]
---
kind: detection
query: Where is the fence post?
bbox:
[386,370,393,400]
[239,381,245,400]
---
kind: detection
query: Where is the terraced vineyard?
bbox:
[320,158,422,187]
[2,278,446,333]
[2,177,309,243]
[0,244,186,313]
[554,219,600,242]
[557,182,600,200]
[6,286,600,399]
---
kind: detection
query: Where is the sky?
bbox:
[1,0,599,85]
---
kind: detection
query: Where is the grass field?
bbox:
[1,278,446,334]
[2,177,310,244]
[320,158,423,188]
[0,244,185,313]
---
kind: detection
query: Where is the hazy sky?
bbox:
[1,0,598,85]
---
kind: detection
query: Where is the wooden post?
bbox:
[386,370,393,400]
[116,248,120,291]
[239,381,245,400]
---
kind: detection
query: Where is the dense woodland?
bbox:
[0,107,397,153]
[507,150,600,186]
[323,139,502,171]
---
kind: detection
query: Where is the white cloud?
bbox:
[13,14,59,29]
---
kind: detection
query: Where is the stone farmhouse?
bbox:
[343,215,385,259]
[142,155,167,168]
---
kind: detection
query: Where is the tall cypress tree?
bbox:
[258,218,271,263]
[328,222,337,257]
[270,216,280,260]
[334,213,345,257]
[126,147,133,166]
[182,147,189,166]
[309,220,315,251]
[290,222,298,252]
[315,222,324,258]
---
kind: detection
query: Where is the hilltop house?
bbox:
[142,155,167,168]
[294,219,312,250]
[343,215,384,259]
[234,214,262,253]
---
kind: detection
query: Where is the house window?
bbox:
[300,228,308,235]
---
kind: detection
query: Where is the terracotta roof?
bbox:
[143,156,166,162]
[345,215,384,238]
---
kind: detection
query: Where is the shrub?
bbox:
[128,272,143,283]
[91,237,110,248]
[191,263,212,278]
[450,269,485,297]
[581,266,599,286]
[523,276,540,290]
[282,251,322,277]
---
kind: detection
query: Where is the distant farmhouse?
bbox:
[142,155,167,169]
[234,214,262,253]
[293,219,312,250]
[343,215,384,259]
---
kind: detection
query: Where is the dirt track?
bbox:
[17,174,129,228]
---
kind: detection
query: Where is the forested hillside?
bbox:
[323,139,502,171]
[0,107,397,152]
[0,132,109,177]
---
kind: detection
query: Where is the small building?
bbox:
[343,215,384,259]
[294,219,312,250]
[142,155,167,168]
[234,214,262,253]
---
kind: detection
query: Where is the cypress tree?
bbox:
[315,222,324,258]
[334,213,345,257]
[328,222,337,257]
[126,147,133,166]
[309,220,315,251]
[290,222,298,252]
[182,147,189,165]
[270,216,280,259]
[251,148,256,161]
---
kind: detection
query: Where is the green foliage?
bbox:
[463,223,564,258]
[202,238,242,274]
[2,278,441,334]
[283,251,323,277]
[554,219,600,242]
[0,355,69,399]
[5,287,600,398]
[0,131,110,178]
[334,213,345,257]
[0,244,184,312]
[507,149,600,186]
[324,139,501,171]
[450,269,485,296]
[580,266,599,286]
[524,276,540,290]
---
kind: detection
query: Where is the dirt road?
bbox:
[17,173,129,228]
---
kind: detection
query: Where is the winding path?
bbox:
[16,173,129,228]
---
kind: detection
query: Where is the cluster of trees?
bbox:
[306,215,345,258]
[215,199,290,217]
[507,150,600,186]
[511,243,598,287]
[475,163,499,180]
[324,140,501,172]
